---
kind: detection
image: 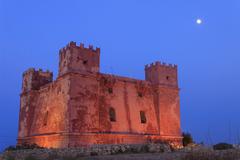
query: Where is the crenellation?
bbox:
[155,61,161,65]
[68,41,77,47]
[18,41,182,148]
[95,47,100,53]
[38,70,53,77]
[60,41,100,53]
[58,41,100,76]
[145,61,177,70]
[21,68,53,93]
[60,47,66,53]
[88,44,93,50]
[79,43,84,48]
[22,68,35,76]
[23,68,53,77]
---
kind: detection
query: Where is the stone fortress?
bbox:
[17,41,182,148]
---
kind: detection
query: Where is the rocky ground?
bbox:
[1,144,240,160]
[78,152,185,160]
[81,150,240,160]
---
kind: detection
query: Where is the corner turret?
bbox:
[22,68,53,93]
[145,61,178,87]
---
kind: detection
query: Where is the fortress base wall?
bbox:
[18,133,182,148]
[17,42,182,149]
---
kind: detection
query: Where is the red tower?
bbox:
[17,42,182,148]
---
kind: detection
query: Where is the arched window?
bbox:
[109,107,116,122]
[140,111,147,123]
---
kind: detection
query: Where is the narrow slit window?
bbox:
[138,92,143,97]
[43,111,49,126]
[83,60,88,65]
[108,88,113,94]
[109,107,116,122]
[140,111,147,123]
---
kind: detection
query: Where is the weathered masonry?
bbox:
[17,41,182,148]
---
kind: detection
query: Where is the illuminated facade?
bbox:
[17,41,182,148]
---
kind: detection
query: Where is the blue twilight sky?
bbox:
[1,0,240,150]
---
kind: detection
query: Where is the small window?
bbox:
[108,88,113,94]
[83,60,88,65]
[109,107,116,122]
[76,56,80,62]
[140,111,146,123]
[104,79,108,84]
[138,92,143,97]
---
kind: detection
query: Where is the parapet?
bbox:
[23,68,53,77]
[59,41,100,54]
[22,68,53,93]
[144,61,178,87]
[58,41,101,76]
[145,61,177,70]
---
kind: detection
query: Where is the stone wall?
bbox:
[17,41,182,148]
[18,75,71,148]
[1,143,172,160]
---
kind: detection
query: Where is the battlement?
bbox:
[22,68,53,93]
[59,41,100,54]
[58,41,100,76]
[145,61,178,87]
[23,68,53,77]
[18,42,182,148]
[145,61,177,70]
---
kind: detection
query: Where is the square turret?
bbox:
[145,61,178,87]
[22,68,53,93]
[58,41,100,76]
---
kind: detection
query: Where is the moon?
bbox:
[196,19,202,24]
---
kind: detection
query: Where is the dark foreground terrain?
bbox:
[1,144,240,160]
[77,150,240,160]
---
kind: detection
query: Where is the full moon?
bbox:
[196,19,202,24]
